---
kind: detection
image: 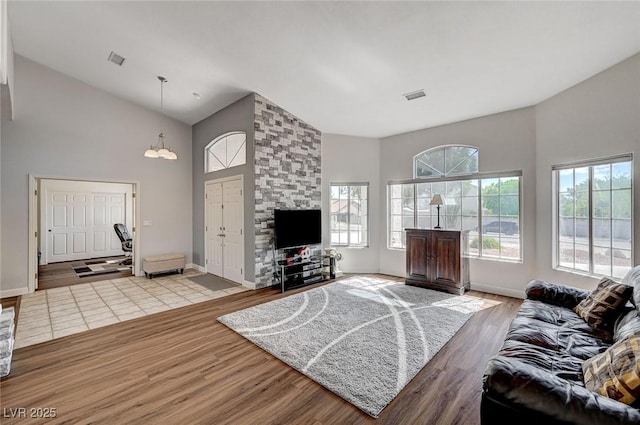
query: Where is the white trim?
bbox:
[39,180,134,264]
[204,131,247,173]
[28,175,38,292]
[27,174,141,295]
[470,283,525,299]
[413,144,479,179]
[0,0,8,85]
[0,287,29,298]
[186,263,205,273]
[242,279,256,290]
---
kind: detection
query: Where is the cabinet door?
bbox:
[406,232,428,280]
[433,233,460,284]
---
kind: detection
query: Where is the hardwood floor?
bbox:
[0,275,521,425]
[37,256,133,290]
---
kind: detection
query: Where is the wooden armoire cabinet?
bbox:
[405,229,470,295]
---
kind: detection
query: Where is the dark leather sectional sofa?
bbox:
[482,266,640,425]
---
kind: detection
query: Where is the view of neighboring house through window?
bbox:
[330,184,368,247]
[553,155,633,279]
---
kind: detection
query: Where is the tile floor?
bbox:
[15,269,248,348]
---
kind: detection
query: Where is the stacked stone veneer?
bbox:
[253,94,322,288]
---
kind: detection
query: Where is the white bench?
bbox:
[143,253,186,279]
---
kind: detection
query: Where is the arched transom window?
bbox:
[205,131,247,173]
[414,145,478,178]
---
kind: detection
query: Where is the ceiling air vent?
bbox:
[107,51,125,66]
[403,89,426,101]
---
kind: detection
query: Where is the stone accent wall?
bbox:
[253,94,322,288]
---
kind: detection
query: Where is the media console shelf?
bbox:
[277,254,335,293]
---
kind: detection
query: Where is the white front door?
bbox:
[206,182,224,276]
[222,178,243,283]
[205,177,244,284]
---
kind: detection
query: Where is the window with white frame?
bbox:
[388,173,522,261]
[553,155,633,279]
[330,183,368,247]
[205,131,247,173]
[414,145,478,178]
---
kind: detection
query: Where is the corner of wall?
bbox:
[253,94,322,288]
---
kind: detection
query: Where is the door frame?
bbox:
[28,174,141,293]
[204,174,244,285]
[39,179,134,265]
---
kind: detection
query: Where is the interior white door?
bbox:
[205,177,244,284]
[91,193,126,257]
[47,191,90,263]
[222,178,244,283]
[206,182,223,276]
[44,183,130,263]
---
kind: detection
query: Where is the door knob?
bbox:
[48,229,52,232]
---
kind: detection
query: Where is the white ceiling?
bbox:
[8,1,640,138]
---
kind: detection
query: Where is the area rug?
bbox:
[189,273,240,291]
[71,259,130,278]
[218,276,485,417]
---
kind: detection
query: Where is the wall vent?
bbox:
[108,51,125,66]
[403,89,426,101]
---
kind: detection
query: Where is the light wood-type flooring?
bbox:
[0,275,522,425]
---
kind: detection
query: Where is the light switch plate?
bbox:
[143,220,152,227]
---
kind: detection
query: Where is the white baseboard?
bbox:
[242,279,256,290]
[186,263,205,273]
[0,287,29,298]
[470,283,525,299]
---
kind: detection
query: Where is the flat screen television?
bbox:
[274,209,321,249]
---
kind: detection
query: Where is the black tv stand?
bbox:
[276,254,335,293]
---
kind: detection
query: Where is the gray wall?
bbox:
[253,94,322,288]
[0,87,5,290]
[1,55,193,295]
[191,93,255,281]
[321,133,381,273]
[377,107,537,297]
[535,52,640,290]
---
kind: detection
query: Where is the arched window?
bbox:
[205,131,247,173]
[414,145,478,178]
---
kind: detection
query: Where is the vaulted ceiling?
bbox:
[8,1,640,137]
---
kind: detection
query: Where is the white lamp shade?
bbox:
[166,151,178,160]
[430,194,446,205]
[144,148,159,158]
[157,148,171,159]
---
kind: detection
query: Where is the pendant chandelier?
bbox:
[144,76,178,160]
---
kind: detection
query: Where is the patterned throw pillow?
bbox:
[574,278,633,330]
[583,335,640,405]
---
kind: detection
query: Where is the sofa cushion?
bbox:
[519,299,596,331]
[613,310,640,343]
[499,339,585,383]
[583,335,640,406]
[526,280,589,309]
[574,278,633,331]
[506,300,612,360]
[621,265,640,307]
